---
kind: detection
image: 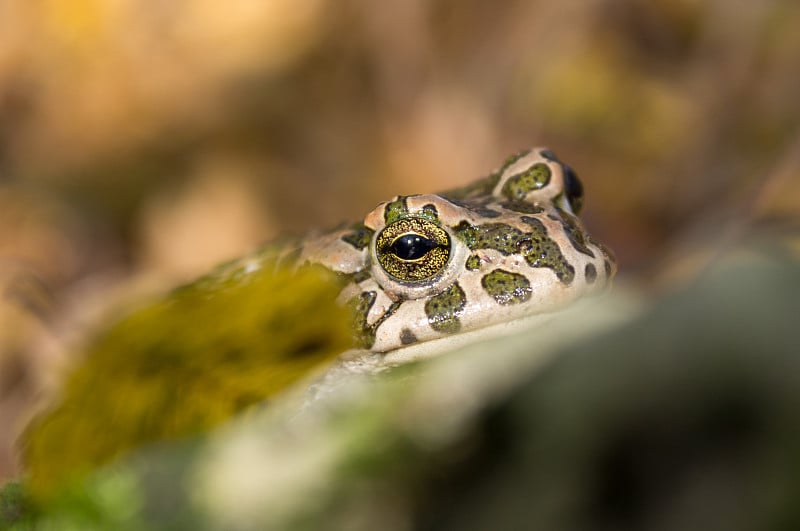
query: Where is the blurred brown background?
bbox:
[1,0,799,481]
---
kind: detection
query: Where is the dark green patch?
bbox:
[424,283,466,334]
[520,217,576,284]
[0,482,30,527]
[465,254,481,271]
[339,269,371,285]
[349,292,403,349]
[420,204,439,222]
[341,224,374,250]
[598,242,616,270]
[501,163,552,200]
[481,269,532,306]
[400,328,418,345]
[384,197,409,224]
[553,208,595,258]
[377,302,403,340]
[352,269,372,283]
[349,291,378,348]
[440,196,502,218]
[455,219,575,284]
[440,150,534,201]
[500,200,545,215]
[382,198,442,229]
[502,148,533,168]
[585,263,597,284]
[455,222,526,255]
[24,263,352,499]
[539,148,559,161]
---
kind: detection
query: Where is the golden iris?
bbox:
[375,218,450,282]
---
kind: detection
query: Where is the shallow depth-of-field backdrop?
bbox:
[1,0,799,480]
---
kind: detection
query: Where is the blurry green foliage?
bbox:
[0,482,30,528]
[1,0,800,526]
[22,252,352,501]
[5,235,800,530]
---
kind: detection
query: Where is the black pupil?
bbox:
[390,234,438,260]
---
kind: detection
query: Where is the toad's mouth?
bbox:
[357,310,563,366]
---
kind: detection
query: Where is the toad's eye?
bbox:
[389,234,438,260]
[376,218,451,282]
[562,164,584,214]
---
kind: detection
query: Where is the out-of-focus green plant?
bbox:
[0,482,30,528]
[22,251,353,501]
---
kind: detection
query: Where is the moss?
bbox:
[23,259,353,501]
[0,482,32,527]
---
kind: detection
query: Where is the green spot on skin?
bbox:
[400,328,417,345]
[424,283,466,334]
[434,149,532,201]
[552,209,595,258]
[520,217,575,284]
[501,163,551,200]
[351,269,371,283]
[539,148,559,161]
[341,224,374,250]
[419,204,440,222]
[465,254,481,271]
[585,263,597,284]
[339,269,371,285]
[383,197,409,224]
[349,294,403,349]
[350,291,378,348]
[455,219,575,285]
[442,197,501,218]
[455,222,526,255]
[501,200,545,215]
[502,148,533,168]
[481,269,532,305]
